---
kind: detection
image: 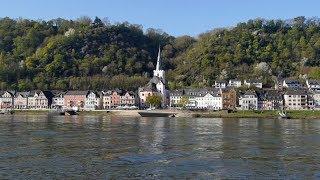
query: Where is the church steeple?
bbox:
[156,46,161,71]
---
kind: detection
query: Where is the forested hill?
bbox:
[0,16,194,90]
[171,17,320,88]
[1,16,320,91]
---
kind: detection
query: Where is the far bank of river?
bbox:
[12,109,320,119]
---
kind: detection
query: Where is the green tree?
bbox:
[146,94,162,108]
[178,96,190,109]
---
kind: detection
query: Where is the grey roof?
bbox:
[285,89,307,95]
[170,90,184,96]
[149,76,164,85]
[284,79,301,84]
[184,88,219,97]
[139,83,158,92]
[65,91,89,96]
[308,79,320,86]
[246,79,262,83]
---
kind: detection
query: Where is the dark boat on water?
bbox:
[138,111,176,117]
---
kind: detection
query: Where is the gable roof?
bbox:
[15,91,30,98]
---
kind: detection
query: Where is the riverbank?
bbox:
[191,110,320,119]
[13,109,112,116]
[10,109,320,119]
[110,109,320,119]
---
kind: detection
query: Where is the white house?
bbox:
[283,79,303,89]
[307,91,320,109]
[244,80,263,88]
[283,90,308,110]
[84,91,102,110]
[214,81,227,89]
[228,79,242,88]
[169,90,184,107]
[27,91,36,109]
[195,91,222,110]
[306,79,320,91]
[51,91,65,109]
[0,91,15,109]
[239,91,258,110]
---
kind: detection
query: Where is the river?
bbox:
[0,115,320,179]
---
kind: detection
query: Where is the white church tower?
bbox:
[153,47,165,83]
[153,47,166,95]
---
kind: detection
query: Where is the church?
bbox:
[138,47,169,108]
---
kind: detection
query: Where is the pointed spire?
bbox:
[156,46,161,71]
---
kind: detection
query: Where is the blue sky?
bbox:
[1,0,320,36]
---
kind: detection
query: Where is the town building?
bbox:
[102,90,113,109]
[64,91,88,110]
[51,91,66,109]
[14,92,29,109]
[239,91,258,110]
[306,79,320,91]
[283,90,308,110]
[257,90,283,110]
[120,91,136,107]
[309,91,320,109]
[102,90,137,109]
[34,91,53,109]
[27,91,36,109]
[274,78,284,90]
[169,90,184,107]
[195,90,222,110]
[244,79,263,88]
[0,91,15,109]
[214,81,227,89]
[84,91,102,110]
[138,83,159,108]
[305,90,319,109]
[221,88,237,110]
[228,79,242,88]
[283,79,303,89]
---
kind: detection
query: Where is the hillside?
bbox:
[0,17,194,90]
[170,17,320,88]
[0,16,320,90]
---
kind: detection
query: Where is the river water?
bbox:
[0,115,320,179]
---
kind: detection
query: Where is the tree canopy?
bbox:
[0,16,320,90]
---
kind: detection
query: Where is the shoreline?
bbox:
[10,109,320,119]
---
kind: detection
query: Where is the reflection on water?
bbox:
[0,115,320,179]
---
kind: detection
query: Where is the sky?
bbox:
[1,0,320,36]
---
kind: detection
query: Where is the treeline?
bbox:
[170,16,320,88]
[0,16,194,90]
[1,16,320,90]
